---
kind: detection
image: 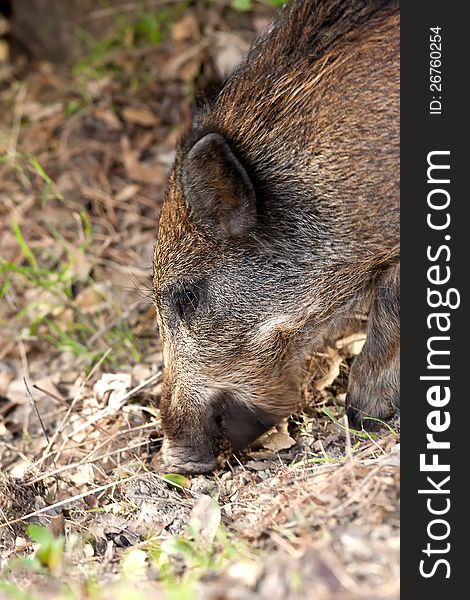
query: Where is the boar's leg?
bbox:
[346,263,400,426]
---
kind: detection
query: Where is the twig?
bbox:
[48,369,161,467]
[343,414,352,461]
[31,420,158,469]
[32,383,69,408]
[23,377,53,453]
[8,83,27,162]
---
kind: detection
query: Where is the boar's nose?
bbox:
[159,391,277,475]
[161,438,218,475]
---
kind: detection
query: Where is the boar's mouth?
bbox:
[161,393,277,475]
[220,393,277,453]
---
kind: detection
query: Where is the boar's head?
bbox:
[153,131,318,474]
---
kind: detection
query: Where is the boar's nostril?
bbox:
[161,438,218,475]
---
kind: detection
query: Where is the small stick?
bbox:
[84,0,183,22]
[32,384,69,408]
[23,377,51,449]
[343,414,352,461]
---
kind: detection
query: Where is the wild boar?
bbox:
[153,0,399,473]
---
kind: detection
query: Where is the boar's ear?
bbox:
[181,133,256,238]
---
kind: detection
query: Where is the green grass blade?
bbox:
[12,219,37,270]
[322,406,379,440]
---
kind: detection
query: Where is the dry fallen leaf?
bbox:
[115,184,141,203]
[94,108,122,131]
[48,513,66,538]
[314,347,343,392]
[336,332,366,356]
[68,463,95,488]
[0,40,9,63]
[171,13,200,42]
[84,494,99,509]
[93,373,132,409]
[120,137,166,185]
[21,101,63,123]
[121,107,160,128]
[258,431,296,452]
[159,42,206,82]
[74,285,107,313]
[255,420,296,452]
[214,32,249,75]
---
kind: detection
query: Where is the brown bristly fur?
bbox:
[154,0,400,474]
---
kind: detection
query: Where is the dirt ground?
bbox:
[0,3,399,599]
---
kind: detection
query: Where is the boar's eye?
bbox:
[173,287,200,321]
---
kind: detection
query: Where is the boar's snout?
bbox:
[159,388,220,474]
[160,388,277,474]
[161,438,218,475]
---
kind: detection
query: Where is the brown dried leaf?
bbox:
[69,463,95,488]
[171,13,199,42]
[121,107,160,128]
[74,286,106,313]
[254,419,296,452]
[214,32,249,75]
[21,101,63,123]
[121,137,165,185]
[159,42,206,82]
[0,40,9,63]
[94,108,122,131]
[115,184,141,203]
[86,77,112,98]
[84,494,99,509]
[48,513,65,538]
[314,347,343,392]
[259,431,296,452]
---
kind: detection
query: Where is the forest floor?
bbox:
[0,3,399,599]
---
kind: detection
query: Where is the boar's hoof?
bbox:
[161,441,218,475]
